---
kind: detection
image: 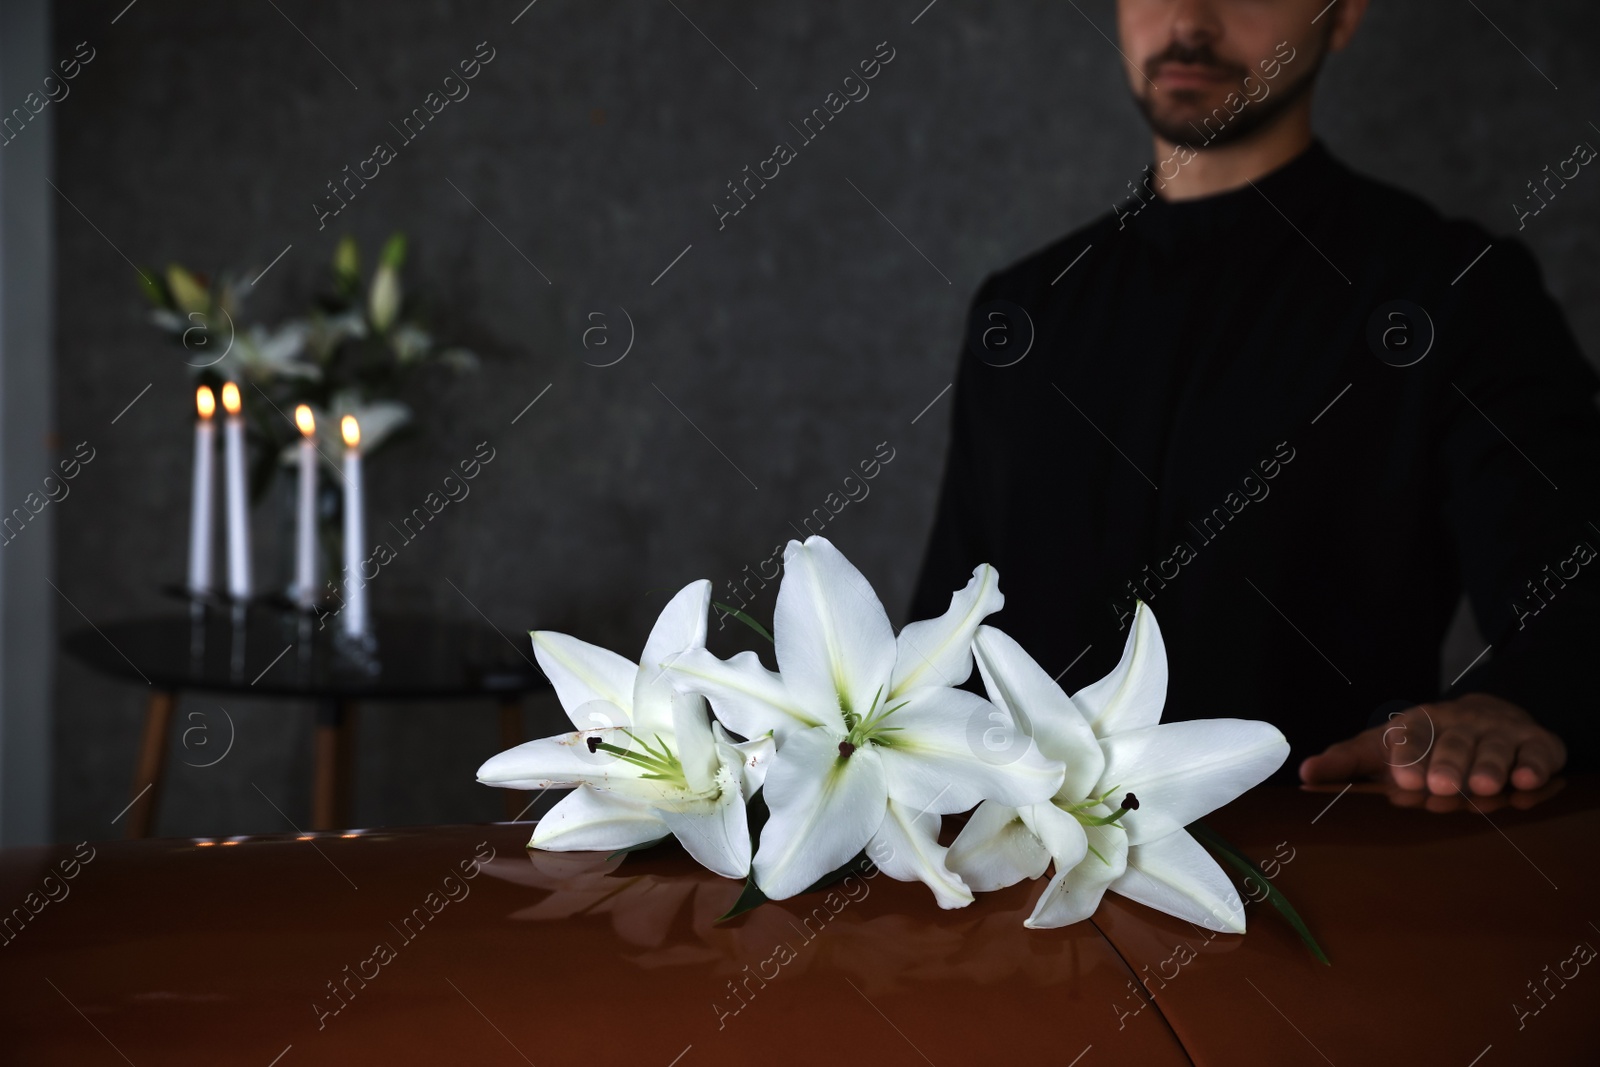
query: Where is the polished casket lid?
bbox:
[2,781,1595,1064]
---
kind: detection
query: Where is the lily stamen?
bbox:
[590,731,689,786]
[1065,787,1139,840]
[846,687,911,749]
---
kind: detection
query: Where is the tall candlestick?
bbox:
[220,381,252,600]
[340,415,368,637]
[187,386,217,594]
[293,405,318,607]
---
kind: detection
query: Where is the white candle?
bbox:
[340,415,368,637]
[220,381,252,600]
[293,405,318,607]
[186,386,217,594]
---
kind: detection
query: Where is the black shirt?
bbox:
[912,139,1600,777]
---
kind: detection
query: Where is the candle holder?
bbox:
[160,583,279,611]
[332,626,381,676]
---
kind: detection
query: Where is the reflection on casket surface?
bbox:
[0,781,1595,1065]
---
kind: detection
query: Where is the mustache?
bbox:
[1143,42,1250,80]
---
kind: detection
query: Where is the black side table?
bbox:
[62,609,549,836]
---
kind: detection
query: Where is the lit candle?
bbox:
[220,381,252,601]
[340,415,368,637]
[293,405,318,608]
[186,386,217,594]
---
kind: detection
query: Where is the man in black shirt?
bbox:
[913,0,1598,794]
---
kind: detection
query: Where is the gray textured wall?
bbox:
[48,0,1600,841]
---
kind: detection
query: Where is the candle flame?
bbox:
[341,415,361,448]
[294,404,315,437]
[196,385,216,419]
[220,381,242,415]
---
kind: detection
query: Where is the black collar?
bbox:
[1121,139,1345,251]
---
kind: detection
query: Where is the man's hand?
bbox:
[1298,694,1567,796]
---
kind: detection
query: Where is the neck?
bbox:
[1151,107,1314,202]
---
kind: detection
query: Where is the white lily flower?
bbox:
[667,536,1065,907]
[305,308,369,361]
[947,602,1289,932]
[369,261,401,333]
[231,320,320,382]
[476,579,773,880]
[390,322,433,365]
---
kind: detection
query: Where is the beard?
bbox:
[1131,39,1326,151]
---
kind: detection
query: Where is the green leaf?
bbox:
[379,231,407,270]
[332,235,362,300]
[136,267,167,307]
[1189,820,1330,966]
[714,601,773,644]
[718,871,773,921]
[166,264,211,316]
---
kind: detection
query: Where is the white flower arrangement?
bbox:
[478,536,1291,933]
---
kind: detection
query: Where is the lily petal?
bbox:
[476,722,659,800]
[867,800,973,909]
[1017,800,1090,871]
[946,800,1050,893]
[1024,817,1128,930]
[528,785,669,852]
[1097,719,1290,846]
[632,580,712,737]
[667,648,833,741]
[532,631,639,725]
[753,725,889,900]
[1113,828,1247,933]
[872,686,1065,815]
[719,723,775,797]
[670,690,719,795]
[773,537,897,729]
[972,625,1104,800]
[656,769,752,879]
[1071,601,1167,736]
[889,564,1003,698]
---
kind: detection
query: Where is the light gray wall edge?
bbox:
[0,0,56,847]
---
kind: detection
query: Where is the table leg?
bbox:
[313,700,358,830]
[499,697,528,821]
[126,689,175,839]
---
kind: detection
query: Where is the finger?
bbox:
[1510,734,1567,791]
[1380,707,1436,791]
[1466,733,1516,796]
[1510,778,1566,810]
[1299,731,1385,784]
[1424,728,1475,795]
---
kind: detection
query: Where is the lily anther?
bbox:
[591,732,692,788]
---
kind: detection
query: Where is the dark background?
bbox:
[48,0,1599,841]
